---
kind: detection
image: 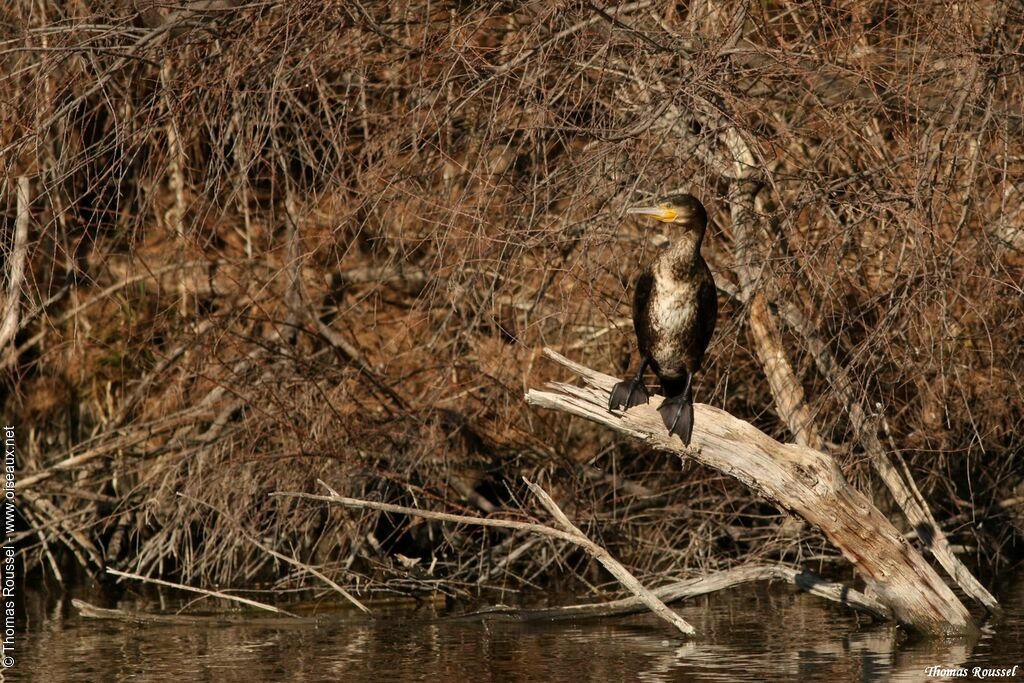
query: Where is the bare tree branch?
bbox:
[528,349,974,636]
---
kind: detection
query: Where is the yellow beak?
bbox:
[627,204,678,222]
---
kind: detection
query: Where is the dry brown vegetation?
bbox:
[2,0,1023,600]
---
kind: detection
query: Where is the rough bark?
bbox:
[527,349,976,637]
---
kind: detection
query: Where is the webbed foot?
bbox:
[658,395,694,445]
[609,378,650,411]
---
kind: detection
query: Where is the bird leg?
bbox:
[609,358,650,411]
[657,370,695,445]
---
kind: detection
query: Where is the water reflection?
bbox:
[15,578,1023,682]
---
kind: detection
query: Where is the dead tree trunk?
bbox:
[527,349,976,637]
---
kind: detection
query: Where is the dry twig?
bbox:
[275,478,695,635]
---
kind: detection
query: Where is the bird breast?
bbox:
[648,276,698,378]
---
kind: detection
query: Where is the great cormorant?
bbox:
[608,194,717,445]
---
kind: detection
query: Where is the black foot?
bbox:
[609,378,650,411]
[658,395,694,445]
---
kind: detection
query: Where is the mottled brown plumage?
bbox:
[609,194,718,445]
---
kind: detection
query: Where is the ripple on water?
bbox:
[16,578,1024,682]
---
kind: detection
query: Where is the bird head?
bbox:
[626,194,707,233]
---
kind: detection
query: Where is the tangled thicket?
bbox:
[2,0,1023,598]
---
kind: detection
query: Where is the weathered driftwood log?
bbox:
[527,349,976,637]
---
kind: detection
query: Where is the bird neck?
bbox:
[656,232,703,281]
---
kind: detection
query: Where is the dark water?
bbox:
[12,576,1024,682]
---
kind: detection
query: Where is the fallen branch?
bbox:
[72,599,314,626]
[523,478,694,634]
[527,348,976,637]
[274,478,696,635]
[106,568,296,617]
[448,563,890,623]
